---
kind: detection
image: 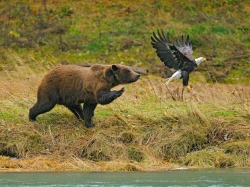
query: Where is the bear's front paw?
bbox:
[116,87,125,97]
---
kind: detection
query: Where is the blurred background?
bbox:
[0,0,249,84]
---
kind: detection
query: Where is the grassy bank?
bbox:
[0,0,250,171]
[0,63,249,171]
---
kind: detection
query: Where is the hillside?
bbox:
[1,0,250,83]
[0,0,250,171]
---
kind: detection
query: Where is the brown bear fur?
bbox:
[29,64,140,128]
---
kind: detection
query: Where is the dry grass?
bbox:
[0,63,250,171]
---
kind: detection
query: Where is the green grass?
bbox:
[0,0,249,83]
[210,110,241,117]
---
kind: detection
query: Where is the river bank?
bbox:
[1,66,250,172]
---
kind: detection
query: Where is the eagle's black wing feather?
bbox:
[151,29,197,72]
[151,29,180,70]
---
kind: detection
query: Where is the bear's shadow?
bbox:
[35,112,79,125]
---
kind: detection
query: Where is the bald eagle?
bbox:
[151,29,206,92]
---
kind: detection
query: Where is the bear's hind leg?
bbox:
[83,103,97,128]
[29,102,55,121]
[65,104,84,120]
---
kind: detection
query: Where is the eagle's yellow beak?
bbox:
[187,85,192,92]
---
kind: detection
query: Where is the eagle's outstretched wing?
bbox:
[151,29,197,71]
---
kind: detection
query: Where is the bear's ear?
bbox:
[111,65,119,72]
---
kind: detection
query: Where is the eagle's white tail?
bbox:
[165,77,173,85]
[165,70,182,85]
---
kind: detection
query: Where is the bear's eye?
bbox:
[124,69,130,74]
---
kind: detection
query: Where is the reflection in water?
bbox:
[0,169,250,187]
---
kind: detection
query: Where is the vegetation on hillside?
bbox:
[1,0,249,83]
[0,0,250,171]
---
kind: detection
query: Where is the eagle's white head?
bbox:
[195,57,206,66]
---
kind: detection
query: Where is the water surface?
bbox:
[0,169,249,187]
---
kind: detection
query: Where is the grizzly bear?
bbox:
[29,64,140,128]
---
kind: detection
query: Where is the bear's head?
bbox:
[107,64,140,85]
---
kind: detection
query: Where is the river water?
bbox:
[0,169,249,187]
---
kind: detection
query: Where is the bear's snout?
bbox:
[130,73,140,83]
[135,74,140,81]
